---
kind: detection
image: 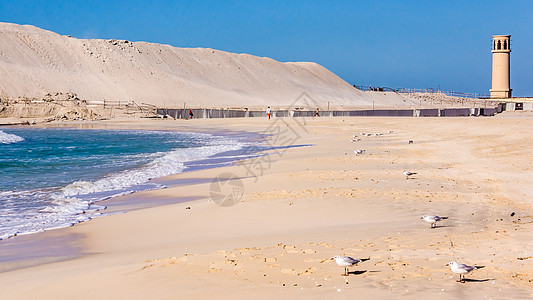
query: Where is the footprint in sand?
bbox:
[267,264,280,268]
[280,268,298,275]
[282,245,299,253]
[304,258,324,263]
[317,242,334,248]
[208,267,222,273]
[225,259,238,265]
[264,257,278,263]
[297,267,317,276]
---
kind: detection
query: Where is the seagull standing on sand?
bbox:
[403,170,417,179]
[422,215,448,228]
[354,149,365,155]
[332,255,366,276]
[447,261,478,283]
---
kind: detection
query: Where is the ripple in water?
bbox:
[0,128,257,240]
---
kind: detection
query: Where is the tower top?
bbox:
[492,35,511,53]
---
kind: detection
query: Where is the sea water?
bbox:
[0,127,257,240]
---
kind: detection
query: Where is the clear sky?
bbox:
[1,0,532,96]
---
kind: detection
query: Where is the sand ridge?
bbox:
[0,22,417,109]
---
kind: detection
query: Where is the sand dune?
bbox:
[0,22,415,108]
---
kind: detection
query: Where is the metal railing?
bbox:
[353,85,489,99]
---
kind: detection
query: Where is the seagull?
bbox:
[447,261,477,283]
[354,149,365,155]
[422,215,448,228]
[332,255,367,276]
[403,170,417,179]
[350,138,361,142]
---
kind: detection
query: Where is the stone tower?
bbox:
[490,35,511,98]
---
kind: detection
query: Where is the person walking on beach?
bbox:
[315,108,320,117]
[188,109,194,119]
[266,106,272,120]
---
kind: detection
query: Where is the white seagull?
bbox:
[422,215,448,228]
[447,261,478,283]
[332,255,367,276]
[354,149,365,155]
[403,170,417,179]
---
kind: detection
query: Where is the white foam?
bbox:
[62,141,243,197]
[1,132,253,240]
[0,130,24,144]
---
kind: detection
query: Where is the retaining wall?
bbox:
[157,106,501,119]
[479,108,498,116]
[416,109,439,117]
[440,108,471,117]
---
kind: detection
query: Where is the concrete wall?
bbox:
[157,106,503,119]
[440,108,471,117]
[331,110,413,117]
[416,109,439,117]
[480,108,498,116]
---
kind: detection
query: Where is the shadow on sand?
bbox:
[462,278,494,283]
[348,270,367,275]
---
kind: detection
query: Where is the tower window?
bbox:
[497,40,501,50]
[503,40,507,50]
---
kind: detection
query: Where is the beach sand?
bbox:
[1,115,532,299]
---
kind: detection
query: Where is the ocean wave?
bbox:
[61,142,242,196]
[0,130,254,240]
[0,130,24,144]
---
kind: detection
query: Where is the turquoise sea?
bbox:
[0,127,256,240]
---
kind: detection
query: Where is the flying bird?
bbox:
[447,261,478,283]
[422,215,449,228]
[332,255,368,276]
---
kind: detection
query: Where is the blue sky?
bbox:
[1,0,532,96]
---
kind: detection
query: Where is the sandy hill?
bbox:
[0,22,414,109]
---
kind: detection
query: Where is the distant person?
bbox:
[266,106,272,120]
[315,108,320,117]
[188,109,194,119]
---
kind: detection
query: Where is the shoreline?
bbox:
[1,116,532,299]
[0,122,267,267]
